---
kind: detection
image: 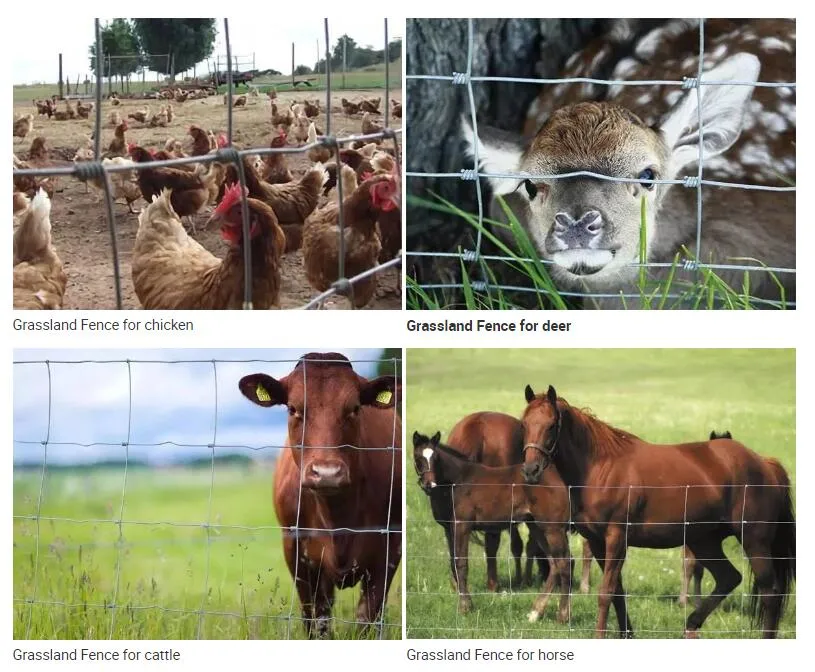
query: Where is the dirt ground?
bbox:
[13,88,402,310]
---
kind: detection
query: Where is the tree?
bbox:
[293,64,312,76]
[89,19,141,85]
[132,19,217,81]
[332,35,357,69]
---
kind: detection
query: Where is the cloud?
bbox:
[13,348,390,465]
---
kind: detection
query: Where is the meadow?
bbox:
[405,348,796,638]
[14,464,401,639]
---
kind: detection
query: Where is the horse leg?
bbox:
[443,523,457,591]
[593,526,629,638]
[484,530,500,592]
[453,521,473,614]
[742,535,785,638]
[680,546,693,607]
[525,524,555,622]
[510,523,524,587]
[684,539,742,638]
[580,537,592,594]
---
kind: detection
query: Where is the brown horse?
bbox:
[413,431,575,622]
[520,385,795,639]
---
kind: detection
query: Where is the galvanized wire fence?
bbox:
[406,482,795,638]
[405,18,796,309]
[13,355,402,639]
[13,18,402,310]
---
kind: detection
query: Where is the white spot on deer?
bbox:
[740,142,775,168]
[566,52,580,69]
[636,93,652,106]
[581,83,596,97]
[777,102,796,124]
[703,155,744,178]
[758,110,789,134]
[761,37,792,52]
[777,87,793,99]
[635,28,665,58]
[590,46,609,71]
[665,90,683,106]
[528,97,542,118]
[742,32,758,43]
[612,58,639,80]
[552,83,568,100]
[749,99,765,115]
[681,57,695,70]
[712,44,728,60]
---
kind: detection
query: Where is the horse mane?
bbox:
[562,401,638,457]
[435,441,470,462]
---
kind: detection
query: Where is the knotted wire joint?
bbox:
[331,278,353,298]
[73,160,107,182]
[682,76,699,89]
[460,168,478,181]
[470,280,488,292]
[380,128,397,141]
[461,249,479,263]
[452,72,470,85]
[682,176,701,188]
[215,146,241,166]
[320,134,339,151]
[682,259,700,271]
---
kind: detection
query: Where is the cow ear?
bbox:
[547,385,558,406]
[525,384,535,403]
[360,376,400,409]
[431,431,441,446]
[238,373,287,407]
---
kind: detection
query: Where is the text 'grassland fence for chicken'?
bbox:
[14,18,402,310]
[13,356,401,639]
[405,19,796,308]
[406,482,795,638]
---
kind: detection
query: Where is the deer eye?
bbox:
[637,168,656,190]
[523,179,538,200]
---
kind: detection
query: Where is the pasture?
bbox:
[14,464,402,639]
[405,348,795,638]
[12,87,402,310]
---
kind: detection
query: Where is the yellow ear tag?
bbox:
[376,390,392,405]
[256,383,271,402]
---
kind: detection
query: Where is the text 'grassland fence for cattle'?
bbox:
[407,481,795,637]
[405,19,796,308]
[14,18,402,310]
[13,356,401,639]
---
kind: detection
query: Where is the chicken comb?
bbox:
[215,182,248,214]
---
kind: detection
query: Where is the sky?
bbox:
[11,17,401,85]
[13,348,392,466]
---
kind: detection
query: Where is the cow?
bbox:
[238,352,402,639]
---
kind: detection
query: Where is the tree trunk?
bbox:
[406,19,605,303]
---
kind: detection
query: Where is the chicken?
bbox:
[109,110,122,127]
[302,174,398,307]
[360,98,380,114]
[128,144,216,220]
[65,100,78,120]
[76,156,143,213]
[14,114,34,142]
[149,107,169,127]
[362,112,383,136]
[229,156,327,252]
[189,125,212,156]
[267,88,278,101]
[166,103,174,123]
[107,121,129,157]
[303,100,320,118]
[261,131,293,184]
[292,114,310,144]
[341,98,361,115]
[307,122,332,164]
[76,100,94,119]
[34,100,50,116]
[128,106,150,124]
[233,94,247,107]
[109,93,121,106]
[174,90,188,103]
[13,190,30,218]
[131,185,285,309]
[13,189,67,309]
[391,100,402,118]
[326,163,358,202]
[271,103,294,130]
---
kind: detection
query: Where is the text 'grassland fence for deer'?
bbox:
[14,18,402,310]
[405,19,796,308]
[13,357,401,639]
[407,481,795,637]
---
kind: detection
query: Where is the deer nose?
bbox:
[553,210,604,248]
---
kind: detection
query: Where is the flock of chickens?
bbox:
[12,86,402,310]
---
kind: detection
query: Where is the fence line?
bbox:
[14,18,402,310]
[14,355,402,639]
[406,18,796,308]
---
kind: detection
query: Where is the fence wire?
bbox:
[405,18,796,309]
[13,18,402,310]
[13,355,402,640]
[407,481,795,638]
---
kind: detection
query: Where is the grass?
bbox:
[13,465,401,639]
[405,348,796,639]
[406,194,790,310]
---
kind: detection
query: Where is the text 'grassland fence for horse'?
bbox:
[13,18,402,310]
[406,481,795,637]
[405,19,796,308]
[13,357,401,639]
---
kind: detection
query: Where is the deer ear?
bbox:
[660,53,760,176]
[461,116,524,196]
[525,384,536,404]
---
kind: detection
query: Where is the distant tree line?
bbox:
[309,35,402,74]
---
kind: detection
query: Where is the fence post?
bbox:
[343,38,347,89]
[291,42,295,87]
[58,53,63,99]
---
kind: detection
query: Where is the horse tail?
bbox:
[749,458,796,626]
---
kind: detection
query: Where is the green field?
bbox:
[14,465,401,639]
[406,349,796,639]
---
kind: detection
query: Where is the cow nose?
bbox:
[304,461,350,490]
[553,210,604,249]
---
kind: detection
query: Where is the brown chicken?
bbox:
[189,125,212,156]
[166,103,174,123]
[76,100,94,119]
[302,174,398,307]
[233,95,247,107]
[13,189,67,309]
[261,130,293,184]
[360,98,380,114]
[110,93,121,106]
[128,144,216,219]
[307,122,332,164]
[109,110,122,127]
[362,112,383,136]
[131,185,285,309]
[14,149,56,199]
[149,108,169,127]
[341,98,361,115]
[271,103,294,130]
[107,121,129,157]
[128,106,150,124]
[391,100,402,118]
[14,114,34,142]
[303,100,320,118]
[291,114,310,144]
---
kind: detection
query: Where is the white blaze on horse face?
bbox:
[421,448,437,487]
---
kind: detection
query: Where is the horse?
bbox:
[413,431,576,622]
[520,385,795,638]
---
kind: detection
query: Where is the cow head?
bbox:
[239,353,399,492]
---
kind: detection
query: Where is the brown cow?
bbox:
[239,352,402,639]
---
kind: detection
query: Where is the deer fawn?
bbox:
[463,19,795,307]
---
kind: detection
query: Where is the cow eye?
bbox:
[638,168,656,190]
[287,405,301,418]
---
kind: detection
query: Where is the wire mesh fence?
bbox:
[13,353,402,640]
[406,482,795,638]
[13,18,402,310]
[405,18,795,309]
